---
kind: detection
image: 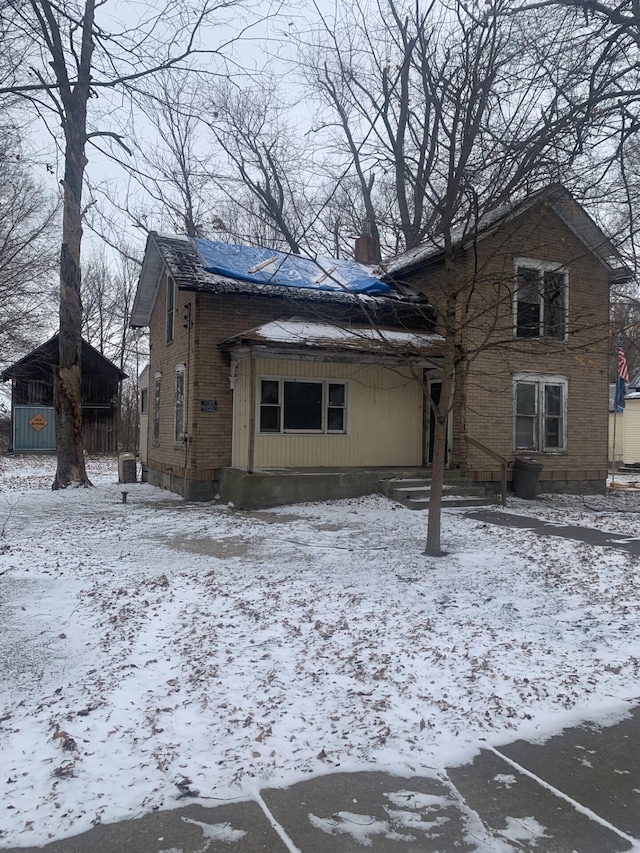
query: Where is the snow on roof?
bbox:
[191,238,391,296]
[221,319,444,357]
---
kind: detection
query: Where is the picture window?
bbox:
[259,379,347,434]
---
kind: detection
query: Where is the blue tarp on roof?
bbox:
[190,238,391,295]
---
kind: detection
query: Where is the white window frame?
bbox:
[514,372,567,453]
[514,258,568,341]
[166,275,175,343]
[174,363,186,444]
[153,372,162,443]
[258,377,348,435]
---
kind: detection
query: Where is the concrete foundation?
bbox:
[145,465,217,502]
[218,467,431,509]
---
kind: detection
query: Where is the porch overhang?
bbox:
[219,319,445,370]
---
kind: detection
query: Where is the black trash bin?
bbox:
[512,456,543,499]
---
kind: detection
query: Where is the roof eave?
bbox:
[382,185,629,282]
[130,233,165,328]
[220,338,444,367]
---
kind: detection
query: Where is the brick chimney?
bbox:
[354,219,381,265]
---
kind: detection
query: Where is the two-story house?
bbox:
[384,184,631,493]
[131,184,629,505]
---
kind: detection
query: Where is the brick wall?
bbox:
[147,279,403,488]
[407,201,610,487]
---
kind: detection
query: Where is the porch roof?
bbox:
[219,319,445,363]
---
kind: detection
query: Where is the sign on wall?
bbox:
[14,406,56,450]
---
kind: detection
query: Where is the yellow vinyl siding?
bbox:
[610,401,640,464]
[232,358,423,468]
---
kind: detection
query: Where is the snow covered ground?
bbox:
[1,455,640,848]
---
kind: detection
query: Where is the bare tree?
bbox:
[81,243,147,448]
[0,131,58,356]
[206,81,317,254]
[124,75,224,238]
[0,0,240,488]
[297,0,611,554]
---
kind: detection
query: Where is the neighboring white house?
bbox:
[609,375,640,466]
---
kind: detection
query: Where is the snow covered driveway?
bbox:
[1,456,640,848]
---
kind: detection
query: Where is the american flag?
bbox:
[618,343,630,382]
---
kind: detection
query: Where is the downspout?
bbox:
[183,302,192,498]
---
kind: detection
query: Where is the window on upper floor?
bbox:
[27,379,48,404]
[259,378,347,434]
[514,374,567,452]
[515,260,567,340]
[166,276,175,343]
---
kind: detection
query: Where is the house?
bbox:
[609,372,640,466]
[138,363,150,471]
[2,335,127,453]
[131,237,443,503]
[384,184,631,493]
[131,184,629,506]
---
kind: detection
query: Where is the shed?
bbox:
[2,335,127,453]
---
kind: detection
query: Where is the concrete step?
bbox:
[398,494,499,510]
[388,483,487,501]
[384,475,498,510]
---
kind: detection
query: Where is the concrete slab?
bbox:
[467,510,640,555]
[0,800,290,853]
[5,711,640,852]
[498,707,640,838]
[261,770,480,852]
[448,749,633,852]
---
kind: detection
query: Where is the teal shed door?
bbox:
[13,406,56,450]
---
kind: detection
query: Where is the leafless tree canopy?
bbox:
[0,132,58,357]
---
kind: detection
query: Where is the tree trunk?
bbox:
[424,343,455,556]
[425,250,457,556]
[53,89,92,487]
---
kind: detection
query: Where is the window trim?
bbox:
[166,275,175,344]
[258,376,348,435]
[513,258,568,342]
[513,372,567,453]
[152,372,162,443]
[174,363,186,444]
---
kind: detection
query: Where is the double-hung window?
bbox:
[166,276,175,343]
[259,379,347,434]
[514,374,566,452]
[515,260,567,340]
[175,364,186,443]
[153,372,162,442]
